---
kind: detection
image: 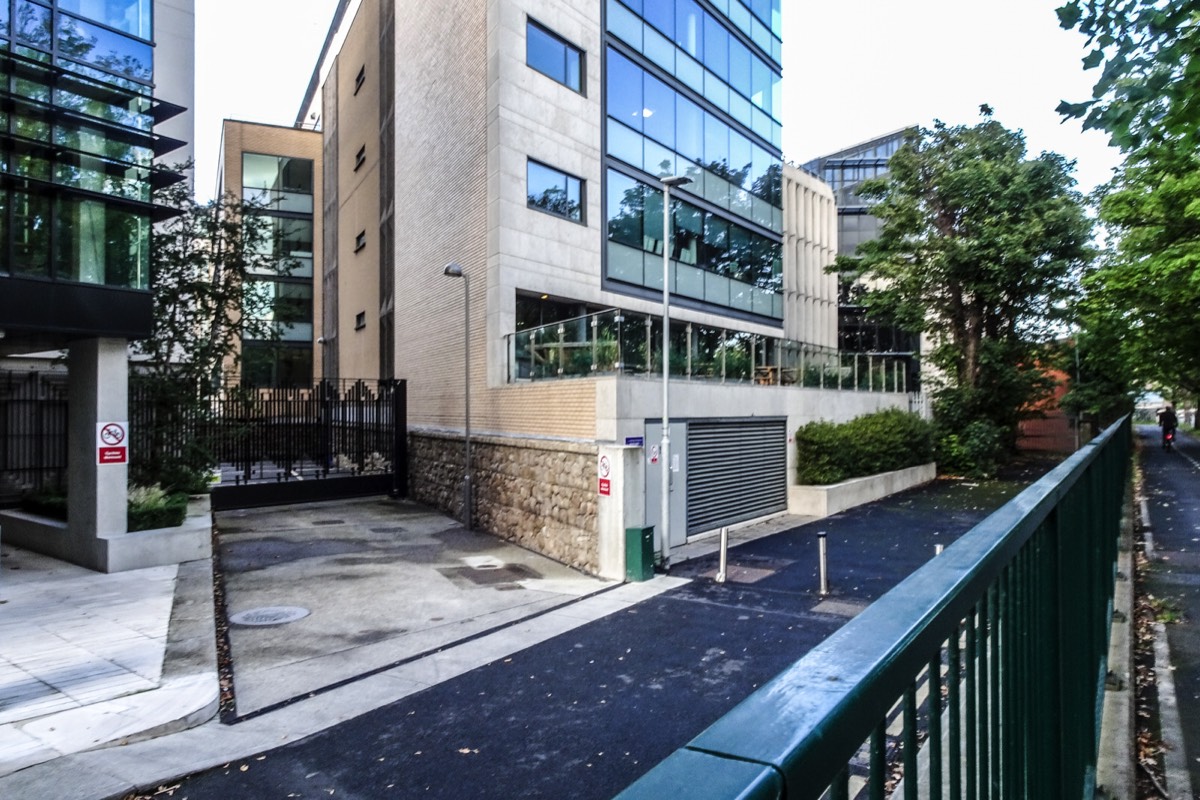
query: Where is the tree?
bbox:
[1057,0,1200,151]
[130,169,295,490]
[836,116,1093,449]
[1081,147,1200,396]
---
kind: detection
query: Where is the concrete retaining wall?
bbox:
[0,495,212,573]
[789,463,937,518]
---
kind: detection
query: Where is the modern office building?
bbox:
[805,128,921,375]
[299,0,909,577]
[0,0,195,570]
[218,120,322,387]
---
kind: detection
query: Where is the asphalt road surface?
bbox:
[167,471,1047,800]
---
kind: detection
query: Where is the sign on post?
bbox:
[97,421,128,465]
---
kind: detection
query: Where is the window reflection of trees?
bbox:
[606,169,780,298]
[528,185,581,221]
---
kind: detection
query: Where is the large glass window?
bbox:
[54,195,148,288]
[14,1,52,49]
[251,216,314,277]
[604,46,781,229]
[3,188,51,278]
[605,169,781,317]
[607,0,782,143]
[527,160,584,223]
[526,20,583,93]
[59,0,152,40]
[243,153,314,213]
[57,13,151,82]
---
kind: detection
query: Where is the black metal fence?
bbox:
[0,372,407,510]
[0,370,69,506]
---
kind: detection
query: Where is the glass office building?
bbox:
[0,0,186,341]
[603,0,783,322]
[806,129,920,376]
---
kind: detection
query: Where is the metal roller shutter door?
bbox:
[686,419,787,534]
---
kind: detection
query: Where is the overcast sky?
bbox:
[193,0,1121,200]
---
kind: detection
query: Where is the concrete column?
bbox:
[596,445,646,582]
[68,338,129,562]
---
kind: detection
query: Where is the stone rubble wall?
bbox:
[409,430,600,574]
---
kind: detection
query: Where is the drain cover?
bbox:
[230,606,311,626]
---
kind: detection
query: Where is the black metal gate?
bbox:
[202,380,408,510]
[0,370,69,507]
[0,372,407,511]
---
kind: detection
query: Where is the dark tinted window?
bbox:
[526,20,583,93]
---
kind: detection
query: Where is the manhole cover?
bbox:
[230,606,311,626]
[311,519,345,526]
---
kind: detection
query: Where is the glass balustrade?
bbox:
[505,307,914,392]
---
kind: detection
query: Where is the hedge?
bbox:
[796,408,934,485]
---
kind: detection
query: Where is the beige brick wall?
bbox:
[329,0,383,381]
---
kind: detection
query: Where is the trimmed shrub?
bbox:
[796,409,934,485]
[20,484,189,531]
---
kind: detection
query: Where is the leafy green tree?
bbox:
[836,116,1093,450]
[1057,0,1200,151]
[130,169,294,490]
[1081,147,1200,396]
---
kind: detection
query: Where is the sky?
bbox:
[193,0,1122,201]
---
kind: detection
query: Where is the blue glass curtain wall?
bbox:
[607,0,780,148]
[606,47,781,233]
[606,169,782,319]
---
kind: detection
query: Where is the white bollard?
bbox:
[716,527,729,583]
[818,532,829,596]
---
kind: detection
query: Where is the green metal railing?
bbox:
[506,308,914,392]
[615,416,1131,800]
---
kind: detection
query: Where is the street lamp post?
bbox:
[443,262,471,531]
[659,175,691,569]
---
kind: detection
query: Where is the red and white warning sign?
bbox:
[97,421,128,465]
[598,454,612,497]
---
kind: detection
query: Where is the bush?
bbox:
[20,484,189,531]
[127,484,189,532]
[934,419,1004,479]
[796,409,934,485]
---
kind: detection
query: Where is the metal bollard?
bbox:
[715,526,729,583]
[818,531,829,596]
[935,543,944,556]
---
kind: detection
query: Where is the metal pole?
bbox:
[462,274,472,531]
[658,176,691,569]
[818,531,829,596]
[661,182,671,569]
[443,263,471,531]
[716,526,729,583]
[935,543,944,556]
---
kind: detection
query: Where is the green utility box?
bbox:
[625,526,655,582]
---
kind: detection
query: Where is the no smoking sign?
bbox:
[97,421,129,465]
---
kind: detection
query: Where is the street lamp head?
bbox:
[661,175,692,189]
[443,262,464,278]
